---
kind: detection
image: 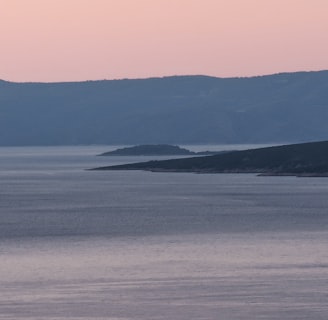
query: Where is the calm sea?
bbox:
[0,145,327,319]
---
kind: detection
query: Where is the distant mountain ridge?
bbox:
[0,71,328,146]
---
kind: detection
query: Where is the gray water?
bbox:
[0,146,327,319]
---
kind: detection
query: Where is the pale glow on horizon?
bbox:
[1,0,328,82]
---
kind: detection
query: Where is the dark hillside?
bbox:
[0,71,328,145]
[92,140,328,176]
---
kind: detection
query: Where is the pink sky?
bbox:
[1,0,328,82]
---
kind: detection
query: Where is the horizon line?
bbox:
[1,69,328,84]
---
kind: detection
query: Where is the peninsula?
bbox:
[91,140,328,177]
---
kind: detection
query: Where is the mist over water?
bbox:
[0,146,327,319]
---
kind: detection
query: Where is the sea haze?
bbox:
[0,146,327,319]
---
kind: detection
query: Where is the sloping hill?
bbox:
[0,71,328,145]
[92,140,328,176]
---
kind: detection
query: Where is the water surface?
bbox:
[0,146,327,319]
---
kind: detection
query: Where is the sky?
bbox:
[1,0,328,82]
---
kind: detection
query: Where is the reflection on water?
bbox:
[0,146,328,319]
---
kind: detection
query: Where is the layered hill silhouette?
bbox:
[91,140,328,176]
[0,71,328,145]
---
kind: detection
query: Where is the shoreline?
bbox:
[91,166,328,177]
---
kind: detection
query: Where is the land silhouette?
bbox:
[98,144,221,156]
[0,70,328,146]
[92,140,328,177]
